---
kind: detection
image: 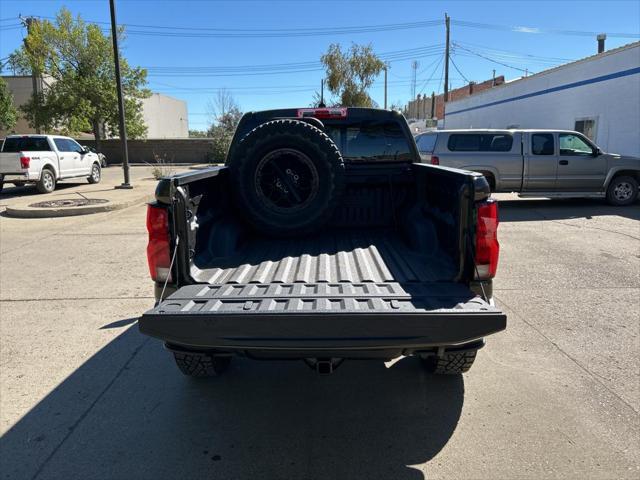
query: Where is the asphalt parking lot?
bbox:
[0,184,638,479]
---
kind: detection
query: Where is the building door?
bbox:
[524,133,558,192]
[557,133,608,192]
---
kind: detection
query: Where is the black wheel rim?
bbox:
[255,148,319,213]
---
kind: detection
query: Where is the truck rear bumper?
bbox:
[1,173,32,182]
[139,282,507,354]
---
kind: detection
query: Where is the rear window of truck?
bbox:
[447,133,513,152]
[324,121,413,162]
[2,137,52,152]
[416,133,438,153]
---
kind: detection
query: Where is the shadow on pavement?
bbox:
[498,197,640,222]
[0,325,464,480]
[0,182,81,200]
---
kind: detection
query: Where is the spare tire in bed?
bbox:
[227,119,345,236]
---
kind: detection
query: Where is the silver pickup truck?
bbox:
[416,129,640,206]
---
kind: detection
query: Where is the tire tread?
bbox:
[422,351,477,375]
[172,352,231,378]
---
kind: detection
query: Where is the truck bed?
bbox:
[140,164,506,354]
[142,228,504,351]
[191,229,457,285]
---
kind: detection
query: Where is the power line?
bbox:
[143,45,443,73]
[453,40,573,63]
[29,15,443,38]
[16,14,640,40]
[416,53,444,96]
[436,53,446,94]
[142,45,444,77]
[0,24,22,31]
[452,42,531,74]
[452,19,640,39]
[449,54,470,83]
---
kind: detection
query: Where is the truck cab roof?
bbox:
[230,107,421,164]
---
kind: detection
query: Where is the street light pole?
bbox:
[109,0,132,189]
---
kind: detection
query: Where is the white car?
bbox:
[0,135,102,193]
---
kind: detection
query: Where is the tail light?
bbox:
[146,204,172,282]
[475,199,499,280]
[20,156,30,169]
[430,155,439,165]
[297,108,347,119]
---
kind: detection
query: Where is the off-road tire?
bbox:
[421,350,477,375]
[172,351,232,378]
[88,162,101,184]
[227,119,345,236]
[36,168,56,193]
[606,175,638,206]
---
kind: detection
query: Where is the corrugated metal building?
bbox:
[443,42,640,156]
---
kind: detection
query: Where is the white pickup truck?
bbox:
[0,135,102,193]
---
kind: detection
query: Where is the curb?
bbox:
[4,193,154,218]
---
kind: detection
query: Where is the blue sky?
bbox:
[1,0,639,131]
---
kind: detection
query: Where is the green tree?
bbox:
[189,129,209,138]
[206,89,242,162]
[0,78,18,132]
[11,8,150,148]
[321,43,385,107]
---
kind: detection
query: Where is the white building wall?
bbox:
[444,43,640,156]
[141,93,189,138]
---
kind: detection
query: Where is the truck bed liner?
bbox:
[192,229,457,285]
[141,279,505,350]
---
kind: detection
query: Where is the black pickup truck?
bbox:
[139,108,506,376]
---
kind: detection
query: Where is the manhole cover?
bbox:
[29,198,109,208]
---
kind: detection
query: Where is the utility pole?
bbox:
[410,60,418,99]
[444,13,450,103]
[319,79,325,107]
[21,16,41,133]
[384,63,388,109]
[430,91,435,119]
[109,0,132,189]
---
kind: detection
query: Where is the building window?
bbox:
[575,118,597,141]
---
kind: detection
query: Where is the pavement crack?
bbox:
[532,209,640,241]
[0,296,154,302]
[30,336,151,480]
[494,293,640,416]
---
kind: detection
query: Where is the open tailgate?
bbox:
[140,282,506,350]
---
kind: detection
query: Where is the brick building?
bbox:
[406,75,505,121]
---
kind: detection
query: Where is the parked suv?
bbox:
[416,129,640,205]
[0,134,102,193]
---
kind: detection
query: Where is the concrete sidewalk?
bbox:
[0,165,188,218]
